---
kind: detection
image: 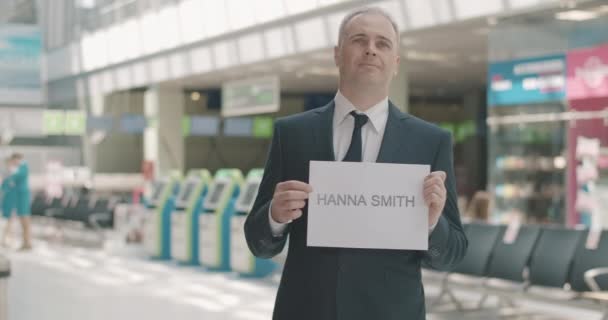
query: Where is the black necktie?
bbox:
[342,111,369,162]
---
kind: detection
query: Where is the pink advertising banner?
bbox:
[567,44,608,101]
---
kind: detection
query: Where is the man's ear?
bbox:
[394,54,400,77]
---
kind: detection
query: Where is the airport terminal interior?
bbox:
[1,0,608,319]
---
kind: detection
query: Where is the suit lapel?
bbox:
[312,101,336,161]
[376,101,411,163]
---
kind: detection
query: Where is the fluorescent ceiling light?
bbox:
[78,0,96,9]
[555,10,598,21]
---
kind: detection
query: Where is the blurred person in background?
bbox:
[465,190,491,222]
[7,153,32,250]
[1,157,16,247]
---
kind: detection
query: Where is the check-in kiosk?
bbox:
[143,174,180,259]
[171,169,212,264]
[230,169,276,277]
[199,169,243,271]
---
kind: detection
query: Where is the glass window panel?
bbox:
[115,66,132,90]
[238,33,264,64]
[203,0,228,37]
[157,6,181,50]
[213,41,237,69]
[131,62,148,86]
[227,0,256,31]
[149,57,169,82]
[284,0,317,15]
[179,0,206,43]
[295,17,327,51]
[140,12,160,54]
[508,0,544,9]
[404,0,435,29]
[190,46,213,72]
[453,0,502,19]
[254,0,285,24]
[264,27,287,58]
[122,19,142,60]
[169,52,187,78]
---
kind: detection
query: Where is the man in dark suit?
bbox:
[245,7,467,320]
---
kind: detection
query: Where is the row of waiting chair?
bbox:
[30,192,119,229]
[425,222,608,319]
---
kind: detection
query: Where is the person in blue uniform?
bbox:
[8,153,32,250]
[1,157,16,247]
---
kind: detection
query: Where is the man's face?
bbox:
[334,13,400,88]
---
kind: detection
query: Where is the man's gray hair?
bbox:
[337,7,400,47]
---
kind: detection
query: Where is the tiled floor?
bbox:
[1,229,605,320]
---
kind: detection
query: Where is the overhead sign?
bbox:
[43,110,65,135]
[222,75,280,117]
[87,115,114,132]
[252,116,273,138]
[223,117,253,137]
[189,116,220,136]
[64,111,86,135]
[567,43,608,101]
[488,54,566,106]
[0,24,42,105]
[119,114,147,133]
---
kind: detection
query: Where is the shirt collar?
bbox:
[334,90,389,133]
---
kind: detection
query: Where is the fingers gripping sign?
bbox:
[423,171,447,228]
[271,180,313,224]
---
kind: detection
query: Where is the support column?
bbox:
[144,86,185,177]
[389,62,409,113]
[82,89,105,174]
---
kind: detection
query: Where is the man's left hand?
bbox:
[424,171,447,228]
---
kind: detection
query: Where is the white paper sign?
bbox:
[307,161,430,250]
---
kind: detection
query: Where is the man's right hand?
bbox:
[270,180,313,224]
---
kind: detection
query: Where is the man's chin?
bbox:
[352,76,387,88]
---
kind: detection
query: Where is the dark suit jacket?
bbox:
[245,101,468,320]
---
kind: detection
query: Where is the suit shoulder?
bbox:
[403,114,451,139]
[275,108,321,129]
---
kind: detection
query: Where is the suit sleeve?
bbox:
[244,120,289,259]
[422,132,468,271]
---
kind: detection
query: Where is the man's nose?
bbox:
[365,42,377,56]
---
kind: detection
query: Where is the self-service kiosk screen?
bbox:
[240,182,260,208]
[179,182,196,203]
[207,182,227,208]
[150,182,166,204]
